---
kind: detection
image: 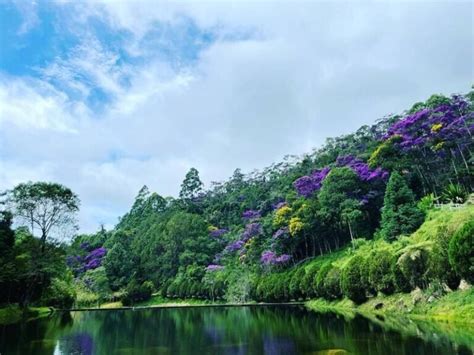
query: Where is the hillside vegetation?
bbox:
[1,90,473,320]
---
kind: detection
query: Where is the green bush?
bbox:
[341,255,367,304]
[41,277,76,309]
[161,280,171,297]
[427,225,460,290]
[368,250,395,295]
[289,268,305,300]
[359,256,374,295]
[314,262,332,298]
[323,267,342,300]
[449,220,474,284]
[300,265,319,299]
[391,256,411,293]
[122,280,154,306]
[398,247,430,289]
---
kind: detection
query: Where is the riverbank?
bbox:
[0,305,52,325]
[70,295,304,311]
[306,287,474,324]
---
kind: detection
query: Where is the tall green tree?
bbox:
[319,167,364,247]
[8,182,80,251]
[380,172,423,240]
[179,168,203,200]
[103,231,135,290]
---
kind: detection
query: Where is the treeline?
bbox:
[1,89,473,308]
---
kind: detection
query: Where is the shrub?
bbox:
[359,256,374,295]
[300,265,319,299]
[398,247,430,289]
[314,262,332,298]
[41,278,76,309]
[341,255,367,304]
[122,280,154,306]
[427,225,460,290]
[449,220,474,284]
[167,282,178,298]
[368,250,395,295]
[323,267,342,300]
[391,256,411,293]
[161,280,171,298]
[442,183,468,204]
[289,268,305,300]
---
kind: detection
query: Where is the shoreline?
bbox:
[62,301,305,312]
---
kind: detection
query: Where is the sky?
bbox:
[0,0,472,233]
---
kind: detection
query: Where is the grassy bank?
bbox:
[306,287,474,324]
[0,305,52,325]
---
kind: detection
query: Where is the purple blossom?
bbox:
[294,167,331,197]
[261,251,277,265]
[225,240,245,252]
[209,228,228,238]
[261,251,292,265]
[273,227,289,239]
[241,222,262,241]
[206,264,224,272]
[382,96,473,154]
[274,254,291,264]
[242,209,261,220]
[84,247,107,262]
[336,155,388,182]
[85,258,101,270]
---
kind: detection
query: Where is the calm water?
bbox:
[1,305,473,354]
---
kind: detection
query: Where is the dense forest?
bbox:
[1,89,473,309]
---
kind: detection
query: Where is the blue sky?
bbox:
[0,0,472,234]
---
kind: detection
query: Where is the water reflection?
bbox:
[0,306,472,354]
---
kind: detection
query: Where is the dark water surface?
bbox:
[1,305,473,354]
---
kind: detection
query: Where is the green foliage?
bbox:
[179,168,203,200]
[122,280,154,306]
[398,247,430,289]
[289,268,305,300]
[319,167,366,243]
[323,266,342,300]
[9,182,79,249]
[448,220,474,283]
[391,255,411,293]
[426,225,460,290]
[417,194,436,214]
[442,184,468,204]
[300,265,319,298]
[341,255,367,304]
[368,135,403,171]
[381,172,424,241]
[314,262,332,298]
[82,267,112,303]
[40,276,76,309]
[103,231,135,290]
[368,250,395,295]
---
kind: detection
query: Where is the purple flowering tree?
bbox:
[242,209,261,221]
[261,250,291,266]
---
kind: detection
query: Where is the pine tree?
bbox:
[179,168,203,200]
[380,172,423,240]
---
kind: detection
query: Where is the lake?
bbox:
[1,305,473,354]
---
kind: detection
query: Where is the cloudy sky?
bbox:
[0,0,472,232]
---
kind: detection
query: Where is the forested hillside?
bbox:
[1,90,473,310]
